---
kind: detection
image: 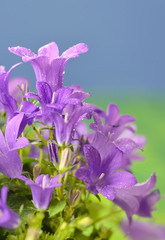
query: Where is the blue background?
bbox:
[0,0,165,97]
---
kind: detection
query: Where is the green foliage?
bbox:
[48,199,66,217]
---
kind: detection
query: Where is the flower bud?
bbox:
[69,189,81,207]
[59,148,72,172]
[33,164,41,180]
[78,217,92,227]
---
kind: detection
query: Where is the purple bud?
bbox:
[48,140,59,165]
[69,189,81,207]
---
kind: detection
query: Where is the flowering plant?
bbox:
[0,42,164,240]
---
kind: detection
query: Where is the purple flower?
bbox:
[25,85,90,124]
[89,105,145,169]
[113,174,160,219]
[75,145,137,200]
[0,64,21,122]
[53,104,91,146]
[121,220,165,240]
[8,77,29,103]
[89,112,140,159]
[18,174,62,209]
[0,186,20,229]
[0,113,29,178]
[9,42,88,92]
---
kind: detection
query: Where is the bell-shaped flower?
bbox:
[0,113,29,178]
[53,104,92,146]
[9,42,88,92]
[0,186,20,229]
[75,145,137,200]
[89,107,144,167]
[25,83,90,125]
[121,220,165,240]
[18,174,62,210]
[113,173,160,219]
[0,64,21,122]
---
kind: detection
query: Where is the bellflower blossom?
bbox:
[89,106,145,171]
[9,42,88,91]
[121,220,165,240]
[75,145,137,200]
[0,187,20,229]
[0,41,162,238]
[113,173,160,219]
[25,84,90,124]
[53,104,92,146]
[18,174,62,210]
[0,64,21,122]
[0,113,29,178]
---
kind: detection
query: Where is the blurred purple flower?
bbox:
[121,220,165,240]
[0,187,20,229]
[9,77,29,103]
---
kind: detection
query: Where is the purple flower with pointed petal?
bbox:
[113,174,160,219]
[53,104,91,146]
[121,220,165,240]
[89,107,145,168]
[18,174,62,210]
[75,145,137,200]
[24,83,90,126]
[0,113,29,178]
[89,112,140,158]
[9,42,88,92]
[0,64,21,122]
[0,186,20,229]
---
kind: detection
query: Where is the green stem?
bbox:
[63,171,68,189]
[56,173,63,200]
[32,124,47,146]
[91,210,122,226]
[49,129,53,140]
[39,148,43,166]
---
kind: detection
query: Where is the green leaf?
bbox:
[48,199,66,217]
[23,157,38,164]
[7,191,35,220]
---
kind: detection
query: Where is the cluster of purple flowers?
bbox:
[0,42,164,238]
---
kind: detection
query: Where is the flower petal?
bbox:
[38,42,59,61]
[107,171,137,188]
[0,150,23,178]
[11,137,29,151]
[75,167,91,184]
[5,113,25,148]
[61,43,88,59]
[83,145,101,179]
[96,185,116,200]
